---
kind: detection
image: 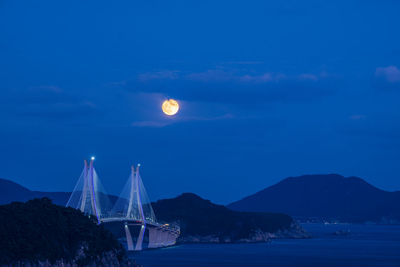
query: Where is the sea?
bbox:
[129,223,400,267]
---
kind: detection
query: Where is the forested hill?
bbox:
[152,193,305,242]
[0,198,135,266]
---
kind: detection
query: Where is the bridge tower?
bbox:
[111,164,156,250]
[66,158,111,221]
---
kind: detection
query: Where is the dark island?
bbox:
[0,198,137,266]
[152,193,308,243]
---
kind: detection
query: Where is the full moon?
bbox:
[162,99,179,116]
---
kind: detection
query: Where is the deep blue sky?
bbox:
[1,0,399,204]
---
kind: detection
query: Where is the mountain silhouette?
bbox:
[0,178,121,208]
[228,174,400,223]
[0,178,70,206]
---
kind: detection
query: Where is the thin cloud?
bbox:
[28,85,63,93]
[298,73,318,81]
[375,66,400,83]
[183,70,315,84]
[137,69,321,84]
[5,86,101,121]
[373,66,400,91]
[131,113,234,128]
[128,69,335,106]
[137,70,179,82]
[17,102,99,120]
[349,114,366,120]
[222,61,265,65]
[185,70,234,82]
[131,120,171,127]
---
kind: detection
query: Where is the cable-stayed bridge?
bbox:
[66,158,180,251]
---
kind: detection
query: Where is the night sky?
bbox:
[1,0,399,204]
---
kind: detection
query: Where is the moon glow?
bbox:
[162,99,179,116]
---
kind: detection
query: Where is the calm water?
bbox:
[130,224,400,266]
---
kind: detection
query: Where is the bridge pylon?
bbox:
[111,164,157,250]
[111,164,156,223]
[66,158,111,221]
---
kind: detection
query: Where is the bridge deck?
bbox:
[101,217,180,235]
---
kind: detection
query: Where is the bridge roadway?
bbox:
[101,217,180,250]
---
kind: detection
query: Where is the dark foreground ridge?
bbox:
[228,174,400,223]
[0,198,138,266]
[152,193,308,243]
